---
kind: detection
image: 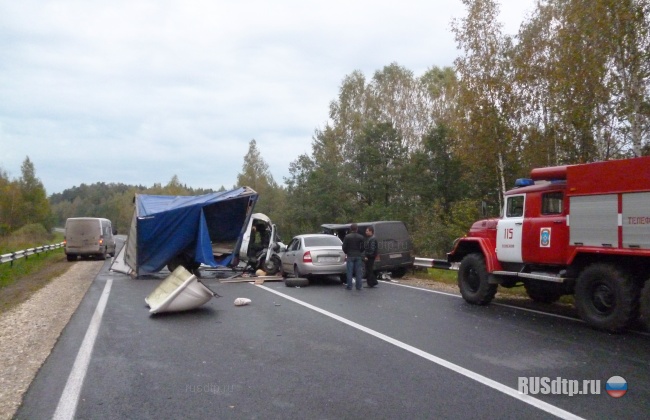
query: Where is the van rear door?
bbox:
[373,222,413,271]
[65,218,102,254]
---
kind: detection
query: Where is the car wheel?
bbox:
[261,255,281,275]
[285,277,309,287]
[66,254,76,262]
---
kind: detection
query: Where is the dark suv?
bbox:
[321,221,414,278]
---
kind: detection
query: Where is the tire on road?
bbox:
[285,277,309,287]
[574,263,640,333]
[458,253,496,305]
[641,281,650,329]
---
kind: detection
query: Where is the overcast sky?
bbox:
[0,0,535,195]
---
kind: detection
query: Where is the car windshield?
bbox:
[304,236,341,247]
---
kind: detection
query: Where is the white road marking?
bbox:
[257,284,585,420]
[52,278,113,420]
[384,281,650,337]
[385,281,581,321]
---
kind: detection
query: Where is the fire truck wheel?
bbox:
[524,280,562,303]
[575,263,640,333]
[285,277,309,287]
[639,281,650,329]
[458,253,497,305]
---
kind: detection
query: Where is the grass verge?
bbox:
[0,249,68,288]
[0,250,71,314]
[0,227,70,314]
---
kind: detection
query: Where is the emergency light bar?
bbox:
[514,178,534,188]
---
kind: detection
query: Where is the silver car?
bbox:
[280,234,347,281]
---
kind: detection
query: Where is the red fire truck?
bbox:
[447,156,650,332]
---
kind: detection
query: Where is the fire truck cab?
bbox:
[447,156,650,332]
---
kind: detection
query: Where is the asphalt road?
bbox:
[16,251,649,419]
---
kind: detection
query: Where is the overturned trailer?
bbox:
[112,187,259,277]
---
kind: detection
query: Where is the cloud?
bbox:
[0,0,535,195]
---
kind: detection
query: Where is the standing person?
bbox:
[363,226,378,287]
[342,223,365,290]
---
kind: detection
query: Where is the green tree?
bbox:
[284,127,354,235]
[513,0,650,163]
[600,0,650,156]
[0,168,16,235]
[452,0,519,209]
[348,121,407,215]
[329,70,371,159]
[236,139,285,220]
[407,125,467,212]
[419,66,458,129]
[367,63,429,150]
[401,124,472,256]
[163,175,186,195]
[18,157,52,230]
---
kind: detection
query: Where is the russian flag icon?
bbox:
[606,376,627,398]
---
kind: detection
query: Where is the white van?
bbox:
[64,217,117,261]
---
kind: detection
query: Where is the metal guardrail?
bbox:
[413,257,459,270]
[0,242,65,266]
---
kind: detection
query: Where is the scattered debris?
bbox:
[219,275,284,283]
[234,298,252,306]
[145,266,215,314]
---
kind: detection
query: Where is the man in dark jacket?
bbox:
[342,223,365,290]
[363,226,378,287]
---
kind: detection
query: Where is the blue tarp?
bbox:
[130,187,258,275]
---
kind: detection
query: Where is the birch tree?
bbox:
[452,0,518,206]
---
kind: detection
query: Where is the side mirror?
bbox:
[113,228,118,235]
